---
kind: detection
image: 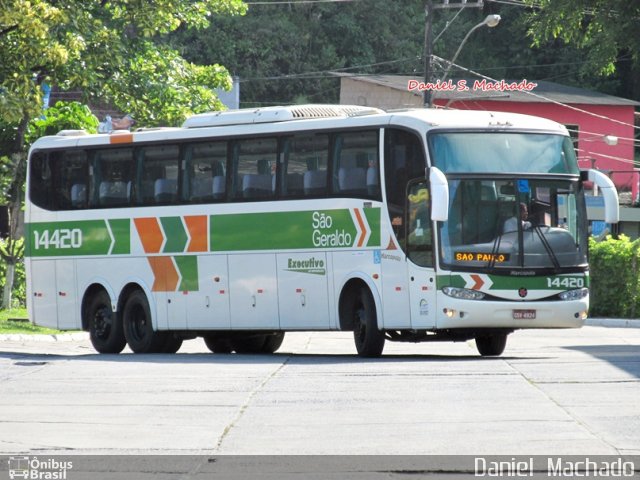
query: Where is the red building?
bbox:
[339,75,639,201]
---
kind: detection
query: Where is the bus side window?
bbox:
[135,145,179,206]
[28,152,54,210]
[233,138,277,201]
[283,133,328,198]
[50,150,88,210]
[91,148,134,208]
[333,130,378,198]
[182,141,227,203]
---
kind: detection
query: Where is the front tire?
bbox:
[352,288,385,357]
[87,291,126,354]
[162,334,183,354]
[122,290,167,353]
[475,333,508,356]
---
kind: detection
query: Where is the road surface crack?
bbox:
[212,355,292,453]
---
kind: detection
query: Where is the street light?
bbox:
[435,14,501,99]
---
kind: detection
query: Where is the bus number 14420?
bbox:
[33,229,82,250]
[547,277,585,288]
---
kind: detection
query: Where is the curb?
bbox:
[0,332,89,342]
[585,318,640,328]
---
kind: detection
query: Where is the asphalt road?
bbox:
[0,325,638,456]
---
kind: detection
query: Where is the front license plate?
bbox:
[513,309,536,320]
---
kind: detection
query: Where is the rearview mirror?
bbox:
[429,166,449,222]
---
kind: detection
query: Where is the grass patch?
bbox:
[0,308,65,334]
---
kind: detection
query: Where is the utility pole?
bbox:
[423,0,485,108]
[423,0,434,107]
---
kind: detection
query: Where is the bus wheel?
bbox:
[232,334,268,354]
[123,290,167,353]
[204,334,233,354]
[475,333,508,357]
[87,291,126,354]
[261,332,285,353]
[352,288,385,358]
[162,334,183,354]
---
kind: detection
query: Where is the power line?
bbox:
[566,128,640,146]
[576,149,639,167]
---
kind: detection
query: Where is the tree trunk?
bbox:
[2,262,15,310]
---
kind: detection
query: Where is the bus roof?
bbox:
[29,105,568,151]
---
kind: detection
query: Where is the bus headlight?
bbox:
[442,286,485,300]
[559,288,589,301]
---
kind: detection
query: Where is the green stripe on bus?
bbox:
[174,256,198,291]
[161,217,188,253]
[26,220,113,257]
[437,273,589,290]
[108,219,131,254]
[210,209,380,251]
[363,207,380,247]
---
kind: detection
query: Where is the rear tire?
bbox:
[87,291,126,354]
[162,334,183,353]
[475,333,508,356]
[352,288,385,357]
[232,334,268,354]
[122,290,167,353]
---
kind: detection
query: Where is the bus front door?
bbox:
[406,181,437,329]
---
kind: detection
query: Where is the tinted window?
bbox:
[282,133,329,198]
[135,145,180,205]
[182,141,227,203]
[333,130,379,197]
[91,148,134,207]
[232,138,277,200]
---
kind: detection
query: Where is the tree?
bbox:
[523,0,640,101]
[0,0,245,308]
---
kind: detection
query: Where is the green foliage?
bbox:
[0,307,64,334]
[26,101,99,144]
[589,235,640,318]
[0,0,247,137]
[523,0,640,100]
[105,43,231,127]
[0,238,25,308]
[174,0,638,108]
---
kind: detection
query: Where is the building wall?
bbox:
[340,78,420,110]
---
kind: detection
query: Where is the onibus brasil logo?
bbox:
[8,457,72,480]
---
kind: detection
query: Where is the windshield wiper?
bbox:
[532,225,561,272]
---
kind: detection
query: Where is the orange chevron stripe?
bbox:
[134,218,164,253]
[470,274,485,290]
[185,215,208,253]
[353,208,367,247]
[148,257,179,292]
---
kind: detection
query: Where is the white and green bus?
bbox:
[25,105,619,357]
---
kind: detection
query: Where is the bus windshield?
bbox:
[438,177,588,272]
[428,132,579,174]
